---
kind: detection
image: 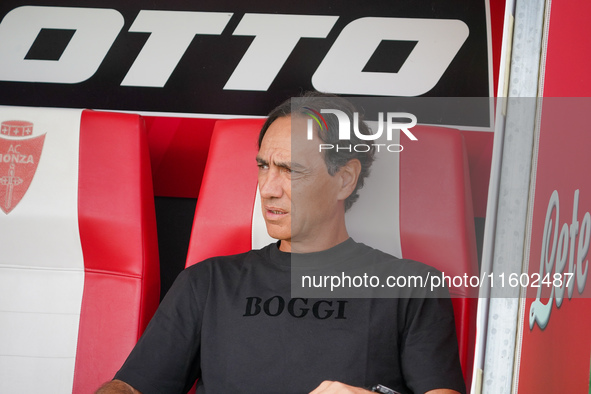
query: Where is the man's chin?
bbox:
[264,225,291,244]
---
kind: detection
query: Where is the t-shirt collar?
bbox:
[269,238,360,268]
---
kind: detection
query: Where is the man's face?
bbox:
[256,115,346,252]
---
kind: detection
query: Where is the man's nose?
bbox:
[259,169,284,199]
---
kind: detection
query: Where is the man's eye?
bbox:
[257,163,268,170]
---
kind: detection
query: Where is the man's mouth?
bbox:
[266,207,288,216]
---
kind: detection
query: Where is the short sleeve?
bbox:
[399,296,466,394]
[114,266,206,394]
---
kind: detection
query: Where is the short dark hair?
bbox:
[258,91,375,211]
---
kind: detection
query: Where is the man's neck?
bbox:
[279,230,350,253]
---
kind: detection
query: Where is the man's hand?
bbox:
[309,381,462,394]
[309,381,373,393]
[95,379,141,394]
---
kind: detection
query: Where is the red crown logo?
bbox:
[0,120,45,214]
[1,120,34,137]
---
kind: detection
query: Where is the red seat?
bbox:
[0,107,160,392]
[186,118,478,388]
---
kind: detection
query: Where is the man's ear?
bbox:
[337,159,361,201]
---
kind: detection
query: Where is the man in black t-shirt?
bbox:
[97,93,466,394]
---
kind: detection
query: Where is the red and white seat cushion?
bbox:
[0,107,159,393]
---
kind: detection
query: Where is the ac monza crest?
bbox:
[0,120,45,214]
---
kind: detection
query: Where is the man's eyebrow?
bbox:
[256,156,267,165]
[276,161,307,172]
[255,156,306,171]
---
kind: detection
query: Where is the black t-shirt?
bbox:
[115,239,466,394]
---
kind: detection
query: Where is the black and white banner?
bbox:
[0,0,491,126]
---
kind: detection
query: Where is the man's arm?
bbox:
[95,379,141,394]
[309,381,461,394]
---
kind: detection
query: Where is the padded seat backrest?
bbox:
[186,118,478,386]
[0,107,160,393]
